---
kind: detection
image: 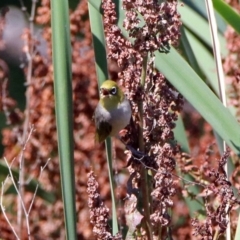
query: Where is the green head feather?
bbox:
[99,80,124,110]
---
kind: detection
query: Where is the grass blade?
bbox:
[88,0,119,235]
[155,48,240,156]
[50,0,77,239]
[213,0,240,35]
[179,3,227,56]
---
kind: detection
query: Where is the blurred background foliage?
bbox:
[0,0,240,239]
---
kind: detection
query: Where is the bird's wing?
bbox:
[95,121,112,143]
[94,104,112,143]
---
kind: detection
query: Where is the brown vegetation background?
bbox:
[0,0,240,239]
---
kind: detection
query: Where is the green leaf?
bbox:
[182,0,227,34]
[88,0,108,86]
[179,27,204,80]
[213,0,240,35]
[184,28,219,94]
[179,3,227,56]
[88,0,119,235]
[50,0,77,238]
[155,48,240,156]
[173,116,190,153]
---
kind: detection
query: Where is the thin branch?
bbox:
[28,158,51,214]
[4,157,31,240]
[205,1,230,239]
[131,152,207,188]
[18,0,28,16]
[18,0,37,235]
[17,14,28,240]
[205,1,227,105]
[0,180,20,240]
[138,54,153,240]
[2,156,51,240]
[21,0,37,148]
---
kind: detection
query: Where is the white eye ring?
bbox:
[110,86,117,95]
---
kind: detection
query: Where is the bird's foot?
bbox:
[125,144,146,160]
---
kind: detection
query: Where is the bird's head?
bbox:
[99,80,124,110]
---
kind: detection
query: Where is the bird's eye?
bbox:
[110,86,117,95]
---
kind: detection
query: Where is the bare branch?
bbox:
[1,179,20,240]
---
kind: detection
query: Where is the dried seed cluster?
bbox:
[87,171,122,240]
[191,148,240,238]
[123,0,181,53]
[102,0,183,235]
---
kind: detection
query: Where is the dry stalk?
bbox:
[205,1,230,239]
[1,153,51,240]
[1,180,20,240]
[17,0,38,237]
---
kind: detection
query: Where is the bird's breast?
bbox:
[108,99,131,136]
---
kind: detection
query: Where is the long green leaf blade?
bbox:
[213,0,240,35]
[179,4,227,56]
[88,0,119,235]
[88,0,108,86]
[50,0,77,239]
[155,48,240,155]
[184,28,219,94]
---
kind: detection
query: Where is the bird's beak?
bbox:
[101,88,110,97]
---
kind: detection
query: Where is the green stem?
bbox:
[138,55,147,151]
[50,0,77,239]
[88,1,119,235]
[138,54,153,240]
[105,138,118,235]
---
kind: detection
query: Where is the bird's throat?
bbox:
[100,96,122,111]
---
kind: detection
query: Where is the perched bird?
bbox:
[94,80,132,143]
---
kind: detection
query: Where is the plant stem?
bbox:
[138,54,153,240]
[138,54,147,151]
[88,1,119,235]
[205,1,230,240]
[18,1,37,237]
[50,0,77,238]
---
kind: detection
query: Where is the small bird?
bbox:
[94,80,132,143]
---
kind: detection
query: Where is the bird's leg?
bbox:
[117,131,145,158]
[125,143,158,172]
[117,131,158,171]
[125,144,146,159]
[117,133,148,162]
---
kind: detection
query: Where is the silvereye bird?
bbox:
[94,80,132,143]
